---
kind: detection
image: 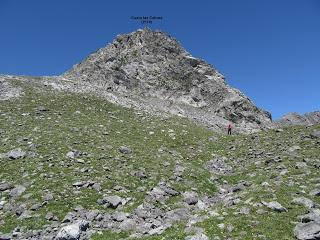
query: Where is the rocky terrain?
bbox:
[276,112,320,127]
[63,28,272,134]
[0,76,319,240]
[0,29,320,239]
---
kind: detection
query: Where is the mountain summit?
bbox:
[64,28,272,133]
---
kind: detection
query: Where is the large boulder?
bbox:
[56,220,89,240]
[6,148,26,160]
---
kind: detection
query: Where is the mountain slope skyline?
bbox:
[0,0,319,119]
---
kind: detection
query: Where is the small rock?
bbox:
[183,191,198,205]
[101,195,123,208]
[7,148,26,160]
[0,182,13,191]
[119,146,131,154]
[72,181,86,188]
[309,189,320,197]
[43,192,54,201]
[310,130,320,139]
[112,211,127,222]
[292,197,315,209]
[9,185,26,198]
[296,162,308,169]
[66,150,82,159]
[262,201,287,212]
[288,145,301,152]
[185,233,209,240]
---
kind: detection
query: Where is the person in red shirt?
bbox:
[227,124,232,135]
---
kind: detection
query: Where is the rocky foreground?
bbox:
[0,77,320,239]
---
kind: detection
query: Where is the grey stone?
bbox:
[311,130,320,138]
[119,146,131,154]
[262,201,287,212]
[185,233,209,240]
[292,197,315,209]
[56,220,89,240]
[7,148,26,160]
[294,222,320,240]
[43,192,54,201]
[9,185,26,198]
[119,219,137,231]
[112,211,127,222]
[310,189,320,197]
[62,212,75,223]
[276,112,320,127]
[288,145,301,152]
[296,162,308,169]
[0,182,13,191]
[183,191,198,205]
[299,209,320,223]
[102,195,123,208]
[66,150,82,159]
[72,181,86,187]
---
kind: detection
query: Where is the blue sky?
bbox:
[0,0,319,119]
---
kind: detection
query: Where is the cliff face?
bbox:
[276,111,320,127]
[64,28,272,133]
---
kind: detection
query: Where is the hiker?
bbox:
[227,124,232,135]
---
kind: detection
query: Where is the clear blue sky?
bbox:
[0,0,319,119]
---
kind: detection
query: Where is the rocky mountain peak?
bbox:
[63,29,272,133]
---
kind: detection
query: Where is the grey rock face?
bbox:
[63,28,272,133]
[276,111,320,127]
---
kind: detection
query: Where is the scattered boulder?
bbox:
[292,197,315,209]
[0,182,13,191]
[310,130,320,139]
[288,145,301,153]
[185,233,209,240]
[309,189,320,197]
[56,220,89,240]
[183,191,198,205]
[66,150,82,159]
[43,192,54,202]
[206,157,232,175]
[296,162,308,169]
[262,201,287,212]
[99,195,123,208]
[9,185,26,198]
[119,146,131,154]
[294,222,320,240]
[6,148,26,160]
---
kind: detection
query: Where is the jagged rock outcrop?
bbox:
[63,28,272,133]
[276,111,320,127]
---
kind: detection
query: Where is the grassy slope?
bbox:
[0,79,319,239]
